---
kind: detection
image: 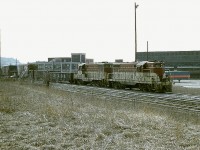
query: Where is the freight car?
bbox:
[73,61,172,93]
[35,61,79,82]
[165,70,190,82]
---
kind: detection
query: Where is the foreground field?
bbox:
[0,81,200,149]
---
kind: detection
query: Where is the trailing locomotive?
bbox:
[73,61,172,93]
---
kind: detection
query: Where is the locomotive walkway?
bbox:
[50,83,200,115]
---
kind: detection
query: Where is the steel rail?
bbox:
[51,83,200,113]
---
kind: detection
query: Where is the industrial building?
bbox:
[48,53,86,63]
[137,50,200,78]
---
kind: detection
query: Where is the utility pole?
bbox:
[135,3,139,62]
[0,29,1,75]
[147,41,149,61]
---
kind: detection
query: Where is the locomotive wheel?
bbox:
[121,85,125,89]
[139,84,145,91]
[139,84,153,92]
[139,84,143,91]
[91,81,96,86]
[98,81,104,87]
[161,87,167,93]
[147,84,152,92]
[145,84,150,92]
[117,83,121,89]
[113,82,118,89]
[77,80,83,85]
[108,82,113,88]
[113,82,121,89]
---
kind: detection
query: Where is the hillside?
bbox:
[0,57,21,66]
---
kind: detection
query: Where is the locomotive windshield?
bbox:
[155,63,162,68]
[148,62,164,68]
[78,63,85,71]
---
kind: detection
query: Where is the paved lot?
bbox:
[173,80,200,88]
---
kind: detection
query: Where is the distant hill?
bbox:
[0,57,21,66]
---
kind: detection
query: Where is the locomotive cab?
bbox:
[144,61,166,81]
[136,61,172,92]
[136,61,148,72]
[77,63,86,75]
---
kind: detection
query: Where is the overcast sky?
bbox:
[1,0,200,63]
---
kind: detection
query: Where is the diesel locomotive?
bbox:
[15,60,172,93]
[73,61,172,93]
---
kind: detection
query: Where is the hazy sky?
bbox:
[1,0,200,63]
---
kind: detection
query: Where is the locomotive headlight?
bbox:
[78,71,82,75]
[163,73,166,78]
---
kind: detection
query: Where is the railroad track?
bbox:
[51,83,200,114]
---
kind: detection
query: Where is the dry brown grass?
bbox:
[0,80,200,149]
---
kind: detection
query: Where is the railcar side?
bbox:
[74,63,112,86]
